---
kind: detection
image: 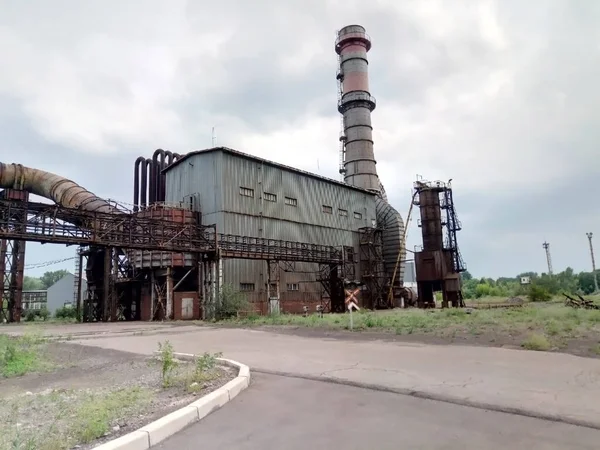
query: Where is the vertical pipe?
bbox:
[166,266,173,319]
[150,270,156,321]
[141,159,151,207]
[76,251,83,322]
[111,250,119,321]
[151,151,160,204]
[134,157,145,212]
[211,260,217,315]
[0,239,6,318]
[266,260,271,314]
[198,258,205,320]
[202,261,207,320]
[102,248,111,322]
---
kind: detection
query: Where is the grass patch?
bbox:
[73,387,152,444]
[0,333,49,378]
[521,333,552,351]
[216,300,600,351]
[0,386,153,449]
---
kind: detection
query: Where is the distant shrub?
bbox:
[214,284,250,320]
[55,306,78,320]
[25,310,37,322]
[38,307,50,321]
[528,284,552,302]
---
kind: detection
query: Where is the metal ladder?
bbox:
[337,53,345,181]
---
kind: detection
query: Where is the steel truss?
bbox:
[0,196,347,322]
[0,191,28,322]
[359,227,388,309]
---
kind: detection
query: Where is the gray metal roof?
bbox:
[163,146,377,195]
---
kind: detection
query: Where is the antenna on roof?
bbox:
[212,127,217,147]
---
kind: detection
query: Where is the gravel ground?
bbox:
[0,342,236,450]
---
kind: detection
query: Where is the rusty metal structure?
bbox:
[413,178,466,308]
[0,160,349,322]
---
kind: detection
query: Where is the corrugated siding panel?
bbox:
[219,152,376,232]
[165,152,222,215]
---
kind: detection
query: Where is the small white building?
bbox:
[47,273,87,316]
[520,276,531,285]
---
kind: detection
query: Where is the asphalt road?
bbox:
[157,374,600,450]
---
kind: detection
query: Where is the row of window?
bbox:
[239,283,299,292]
[239,186,362,219]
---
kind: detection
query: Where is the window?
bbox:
[239,187,254,197]
[285,197,298,207]
[338,208,348,217]
[239,283,255,291]
[354,212,362,219]
[287,283,299,291]
[268,283,278,292]
[263,192,277,202]
[322,205,333,214]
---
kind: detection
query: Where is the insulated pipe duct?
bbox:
[134,151,183,209]
[336,25,380,193]
[133,157,145,212]
[0,162,113,213]
[142,158,151,207]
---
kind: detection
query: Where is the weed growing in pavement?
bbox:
[195,351,223,374]
[157,340,177,387]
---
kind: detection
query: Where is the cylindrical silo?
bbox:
[335,25,380,193]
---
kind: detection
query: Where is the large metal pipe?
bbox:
[0,163,113,213]
[133,156,145,212]
[141,158,151,207]
[336,25,379,193]
[135,150,184,208]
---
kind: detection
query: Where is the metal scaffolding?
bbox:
[0,195,346,322]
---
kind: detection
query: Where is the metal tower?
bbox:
[586,232,599,293]
[335,25,380,193]
[542,241,553,275]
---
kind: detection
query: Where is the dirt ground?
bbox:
[224,324,600,359]
[0,342,236,450]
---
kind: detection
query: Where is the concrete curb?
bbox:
[93,354,250,449]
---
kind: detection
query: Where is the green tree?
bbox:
[40,270,70,289]
[578,271,599,294]
[23,276,43,290]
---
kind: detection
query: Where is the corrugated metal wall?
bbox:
[165,149,379,311]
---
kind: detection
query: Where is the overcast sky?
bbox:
[1,0,599,279]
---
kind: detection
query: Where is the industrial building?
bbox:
[163,147,378,314]
[0,24,467,323]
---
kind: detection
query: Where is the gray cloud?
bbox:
[1,0,599,279]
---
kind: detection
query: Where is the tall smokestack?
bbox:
[335,25,379,193]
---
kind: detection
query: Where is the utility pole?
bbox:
[542,241,553,275]
[586,232,599,293]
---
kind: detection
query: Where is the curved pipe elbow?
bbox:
[0,162,114,213]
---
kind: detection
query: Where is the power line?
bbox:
[25,256,76,270]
